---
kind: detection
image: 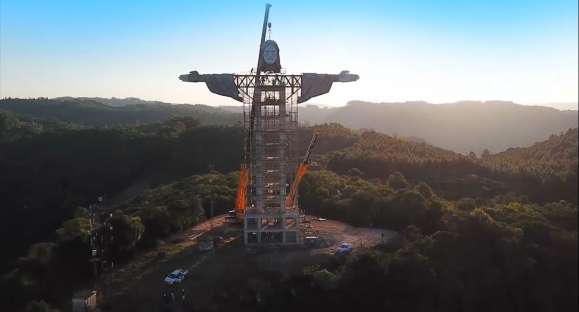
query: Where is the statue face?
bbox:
[263,41,278,65]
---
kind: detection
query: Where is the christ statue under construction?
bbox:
[180,3,358,246]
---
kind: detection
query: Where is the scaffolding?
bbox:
[236,74,302,245]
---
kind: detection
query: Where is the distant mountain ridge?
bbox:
[0,97,240,127]
[1,98,576,153]
[297,100,578,154]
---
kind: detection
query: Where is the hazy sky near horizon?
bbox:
[1,0,577,109]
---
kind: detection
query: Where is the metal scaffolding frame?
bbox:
[238,74,302,245]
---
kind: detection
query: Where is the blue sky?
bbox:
[1,0,577,108]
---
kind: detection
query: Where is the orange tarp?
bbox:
[285,163,308,208]
[235,165,249,215]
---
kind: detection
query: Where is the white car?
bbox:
[335,243,353,256]
[163,269,188,285]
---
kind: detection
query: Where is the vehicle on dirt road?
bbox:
[163,269,189,285]
[335,243,353,256]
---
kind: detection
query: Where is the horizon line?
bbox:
[2,96,577,111]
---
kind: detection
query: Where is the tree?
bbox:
[55,218,91,243]
[109,211,144,259]
[346,167,363,177]
[140,206,172,244]
[388,172,410,190]
[0,110,19,135]
[312,269,338,290]
[54,217,92,281]
[415,182,435,199]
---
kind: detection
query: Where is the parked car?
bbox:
[335,243,353,256]
[163,269,189,285]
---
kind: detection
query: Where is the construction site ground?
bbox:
[98,215,398,312]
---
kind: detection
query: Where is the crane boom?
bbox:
[285,132,319,209]
[256,3,272,74]
[236,4,272,218]
[246,3,272,166]
[302,132,318,164]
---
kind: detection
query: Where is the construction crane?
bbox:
[285,132,319,209]
[234,4,271,219]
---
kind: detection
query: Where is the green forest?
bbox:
[0,104,577,311]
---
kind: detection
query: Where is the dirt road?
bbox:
[99,215,397,311]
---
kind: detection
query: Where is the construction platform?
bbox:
[243,210,301,245]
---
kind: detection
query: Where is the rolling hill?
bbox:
[3,98,576,155]
[482,128,578,179]
[298,101,578,154]
[0,97,240,127]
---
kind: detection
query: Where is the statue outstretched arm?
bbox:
[179,71,205,82]
[179,71,242,102]
[335,70,359,82]
[298,70,359,103]
[179,70,358,103]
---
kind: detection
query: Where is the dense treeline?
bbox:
[2,121,576,274]
[246,202,577,312]
[126,173,238,245]
[206,171,578,312]
[2,172,238,311]
[0,114,576,311]
[294,123,359,156]
[300,170,444,232]
[0,98,241,127]
[0,120,243,272]
[4,168,577,311]
[1,109,84,142]
[482,128,578,179]
[323,127,578,203]
[15,170,573,312]
[479,129,578,204]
